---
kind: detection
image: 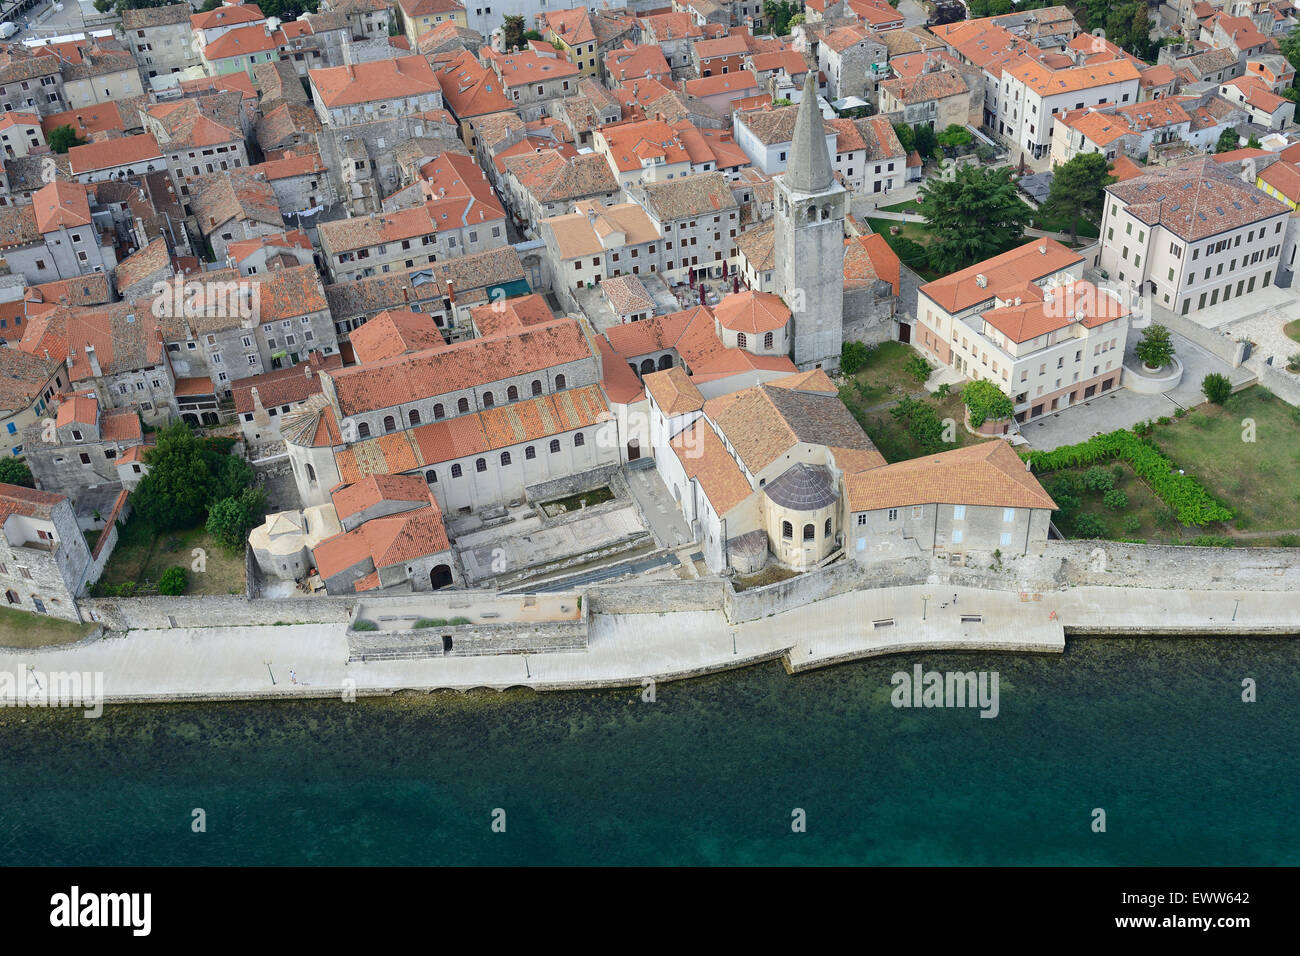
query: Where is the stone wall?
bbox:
[585,579,726,614]
[1043,539,1300,591]
[1257,361,1300,408]
[525,462,625,505]
[79,595,359,631]
[1155,307,1248,367]
[347,620,587,660]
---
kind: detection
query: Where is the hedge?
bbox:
[1024,429,1233,527]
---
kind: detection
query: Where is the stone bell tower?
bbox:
[774,73,846,372]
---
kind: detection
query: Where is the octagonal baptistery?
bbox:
[713,290,791,356]
[762,462,840,569]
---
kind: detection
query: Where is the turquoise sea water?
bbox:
[0,636,1297,866]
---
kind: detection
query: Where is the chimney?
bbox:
[1039,243,1047,255]
[975,274,987,288]
[85,344,101,377]
[445,279,455,304]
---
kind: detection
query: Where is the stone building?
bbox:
[123,4,201,85]
[0,484,96,622]
[23,395,146,498]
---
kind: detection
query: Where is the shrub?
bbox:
[1072,514,1107,538]
[935,382,951,399]
[1103,488,1128,511]
[1175,407,1188,418]
[1287,353,1300,373]
[352,619,378,631]
[1277,534,1300,547]
[962,378,1014,427]
[0,458,34,488]
[841,340,871,375]
[158,566,187,596]
[1025,429,1232,527]
[1122,516,1141,534]
[1156,416,1172,426]
[414,618,448,629]
[1201,372,1232,405]
[1189,535,1233,548]
[890,396,947,451]
[1112,464,1125,483]
[449,616,472,625]
[904,354,931,384]
[1135,324,1175,369]
[1082,466,1115,493]
[892,237,930,272]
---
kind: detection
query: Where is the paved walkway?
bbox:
[4,583,1298,706]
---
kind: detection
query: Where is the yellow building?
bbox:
[0,348,68,459]
[538,8,600,78]
[399,0,468,48]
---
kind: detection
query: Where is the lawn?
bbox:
[856,390,993,463]
[1026,208,1100,240]
[878,199,923,214]
[1147,387,1300,541]
[96,514,246,596]
[1285,317,1300,345]
[0,605,97,649]
[865,217,943,282]
[841,340,926,407]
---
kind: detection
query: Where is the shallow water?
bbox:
[0,637,1295,865]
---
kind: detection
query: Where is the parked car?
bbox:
[0,22,18,39]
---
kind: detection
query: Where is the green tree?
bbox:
[1201,372,1232,405]
[1040,152,1113,243]
[962,379,1014,427]
[936,124,972,151]
[502,14,526,51]
[763,0,801,35]
[1073,513,1107,539]
[890,397,946,452]
[0,458,34,488]
[912,123,938,160]
[1103,488,1129,511]
[917,165,1033,273]
[47,125,87,154]
[1135,324,1175,369]
[133,422,213,531]
[1247,135,1263,149]
[205,487,268,552]
[789,13,805,27]
[1215,128,1240,153]
[159,566,188,596]
[904,354,931,384]
[1083,466,1115,493]
[893,123,916,154]
[891,237,930,272]
[841,340,870,375]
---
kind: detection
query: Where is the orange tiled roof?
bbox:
[845,439,1056,512]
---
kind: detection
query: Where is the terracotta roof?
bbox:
[638,170,737,221]
[232,352,344,414]
[712,290,790,334]
[327,317,591,416]
[467,293,555,337]
[643,365,704,416]
[311,55,441,108]
[192,3,265,31]
[920,238,1084,315]
[1258,159,1300,201]
[670,419,751,514]
[31,181,92,233]
[350,310,448,364]
[331,473,431,523]
[982,279,1129,344]
[844,233,901,296]
[41,103,126,139]
[600,274,655,316]
[880,68,969,105]
[845,439,1056,512]
[1107,157,1289,242]
[0,483,66,521]
[191,171,283,233]
[435,50,514,120]
[55,394,98,428]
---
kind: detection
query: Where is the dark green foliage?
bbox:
[763,0,801,34]
[1072,514,1107,539]
[1103,488,1128,511]
[1201,373,1232,405]
[1082,466,1115,493]
[0,459,34,488]
[1215,128,1240,153]
[904,355,931,384]
[1135,324,1175,369]
[890,397,946,452]
[47,125,87,153]
[917,165,1032,272]
[205,487,268,553]
[133,422,215,531]
[502,15,526,50]
[1040,152,1112,241]
[414,618,449,629]
[159,566,187,596]
[891,237,930,271]
[841,340,871,375]
[353,620,378,631]
[962,379,1014,427]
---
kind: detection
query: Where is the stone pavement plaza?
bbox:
[6,585,1299,705]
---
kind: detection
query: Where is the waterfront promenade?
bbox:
[3,583,1297,705]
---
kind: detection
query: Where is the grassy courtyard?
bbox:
[0,605,97,649]
[95,514,246,596]
[1043,461,1176,544]
[1147,388,1300,544]
[865,217,942,282]
[1285,318,1300,345]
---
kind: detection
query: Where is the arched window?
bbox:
[555,374,566,390]
[825,518,832,538]
[657,354,672,370]
[306,463,316,484]
[574,432,584,447]
[433,403,445,420]
[737,332,747,349]
[451,463,462,478]
[549,439,560,453]
[483,391,495,408]
[640,358,655,375]
[803,523,815,541]
[531,379,542,396]
[782,521,793,540]
[500,451,511,466]
[525,446,536,459]
[357,422,370,438]
[457,397,469,414]
[764,331,774,349]
[409,409,421,426]
[475,457,487,472]
[382,415,396,433]
[425,469,437,483]
[507,385,518,402]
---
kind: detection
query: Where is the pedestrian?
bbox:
[289,669,297,684]
[953,593,958,604]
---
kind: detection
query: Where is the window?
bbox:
[824,518,832,538]
[500,451,511,466]
[357,422,370,438]
[525,446,536,460]
[549,439,561,453]
[451,463,462,478]
[574,433,584,447]
[1000,532,1012,547]
[764,332,773,349]
[531,380,542,396]
[1003,507,1016,522]
[887,509,898,522]
[507,385,518,402]
[857,514,867,527]
[782,520,793,539]
[409,409,421,426]
[475,458,487,473]
[953,505,966,520]
[736,332,747,349]
[555,374,566,390]
[426,470,437,483]
[383,415,396,433]
[482,391,495,408]
[457,397,469,414]
[952,529,964,544]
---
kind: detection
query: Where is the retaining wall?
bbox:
[1257,361,1300,407]
[1157,310,1247,367]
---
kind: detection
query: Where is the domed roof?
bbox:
[764,463,837,511]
